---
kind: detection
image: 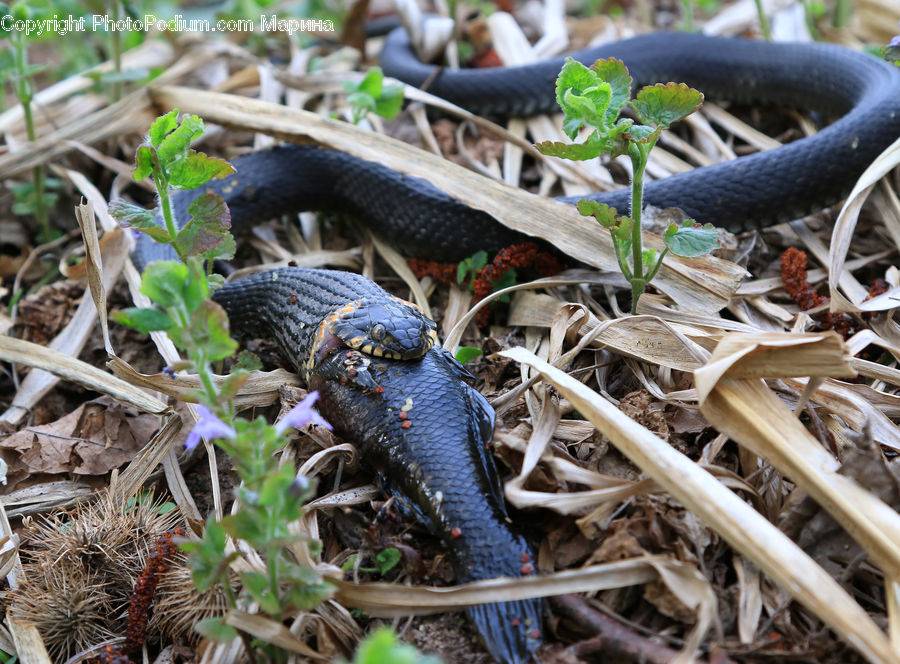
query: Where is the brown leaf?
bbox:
[1,397,157,476]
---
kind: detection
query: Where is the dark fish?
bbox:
[309,345,542,664]
[214,267,542,663]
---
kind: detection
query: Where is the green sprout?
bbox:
[345,67,404,125]
[3,0,55,243]
[536,57,718,314]
[109,108,236,270]
[349,628,443,664]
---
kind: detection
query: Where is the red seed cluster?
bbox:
[408,258,458,284]
[472,243,562,327]
[780,248,854,338]
[124,527,186,655]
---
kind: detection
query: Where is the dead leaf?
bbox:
[1,396,159,477]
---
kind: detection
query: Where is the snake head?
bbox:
[329,296,438,360]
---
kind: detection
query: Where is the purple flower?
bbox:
[275,391,332,434]
[185,404,237,450]
[892,22,900,47]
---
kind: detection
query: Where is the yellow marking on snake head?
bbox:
[361,343,374,355]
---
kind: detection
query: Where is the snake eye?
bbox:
[370,323,386,341]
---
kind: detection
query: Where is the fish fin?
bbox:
[377,477,437,532]
[438,346,477,383]
[466,598,543,664]
[466,386,505,508]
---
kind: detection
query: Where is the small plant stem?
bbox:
[628,144,649,315]
[197,357,220,407]
[681,0,695,31]
[753,0,773,40]
[643,247,670,283]
[12,33,52,243]
[833,0,853,28]
[153,167,179,245]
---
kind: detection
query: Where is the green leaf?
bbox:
[219,369,251,401]
[109,201,170,242]
[235,350,263,371]
[630,83,703,129]
[173,193,233,260]
[493,268,517,302]
[590,58,632,125]
[140,261,189,308]
[133,145,155,182]
[454,346,483,363]
[241,571,282,615]
[222,509,266,544]
[184,259,210,312]
[375,548,401,575]
[534,139,606,161]
[207,273,226,294]
[195,617,237,643]
[182,300,238,362]
[149,109,179,146]
[885,44,900,63]
[258,464,295,508]
[611,216,633,253]
[556,58,614,137]
[157,114,205,168]
[374,83,404,120]
[284,580,335,611]
[662,221,719,257]
[624,124,659,143]
[182,516,231,592]
[576,199,619,228]
[352,627,443,664]
[110,307,173,333]
[99,67,150,84]
[561,84,611,137]
[457,250,488,284]
[357,67,384,97]
[347,91,376,115]
[167,150,235,190]
[342,554,358,572]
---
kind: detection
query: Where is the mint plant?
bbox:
[345,67,404,125]
[536,58,718,314]
[109,111,334,659]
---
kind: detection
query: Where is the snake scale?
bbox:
[131,27,900,664]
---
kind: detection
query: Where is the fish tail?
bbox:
[466,597,543,664]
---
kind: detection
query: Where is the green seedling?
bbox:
[350,627,443,664]
[345,67,404,125]
[536,57,718,314]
